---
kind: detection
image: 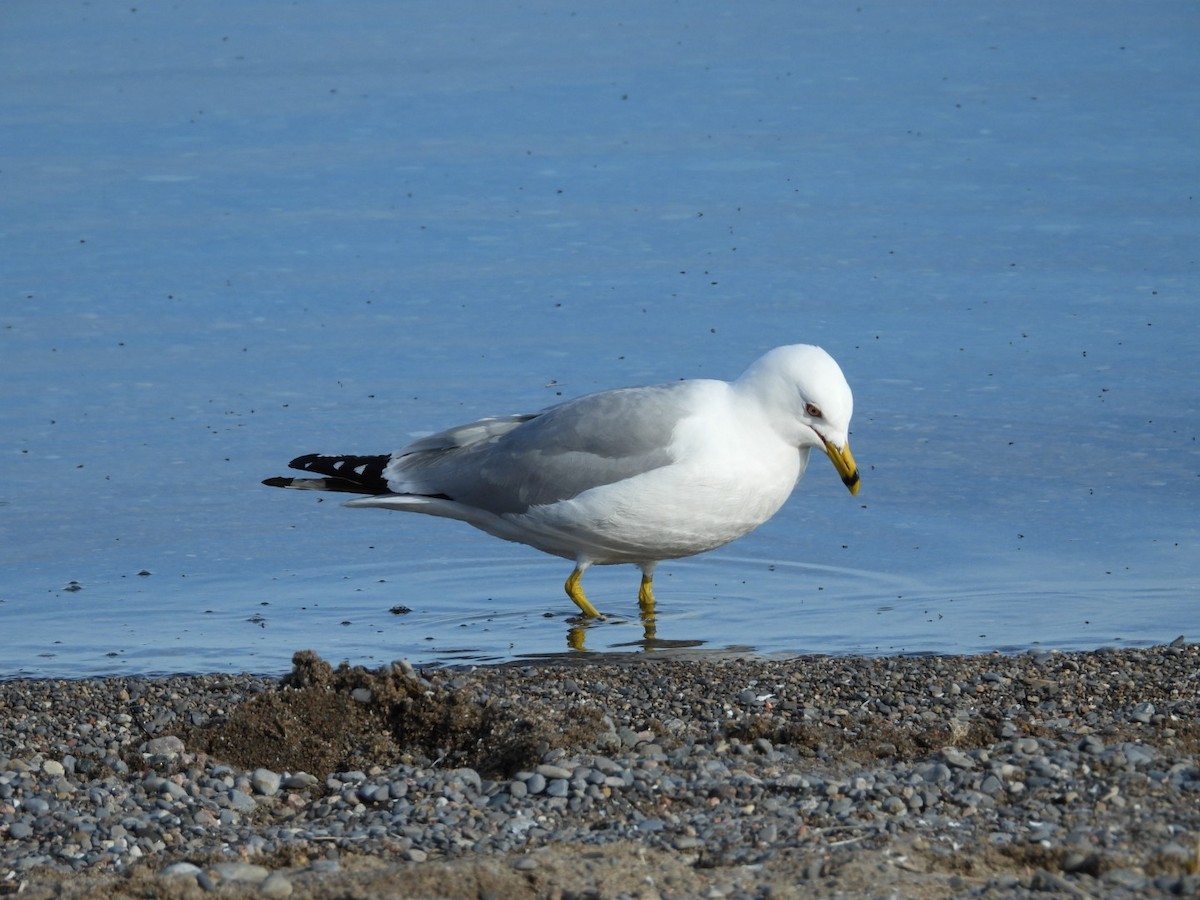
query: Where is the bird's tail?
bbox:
[262,453,391,495]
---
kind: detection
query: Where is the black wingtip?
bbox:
[278,453,391,493]
[288,453,323,471]
[263,476,293,488]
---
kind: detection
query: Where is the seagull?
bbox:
[263,344,860,619]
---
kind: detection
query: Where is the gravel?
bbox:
[1,640,1198,898]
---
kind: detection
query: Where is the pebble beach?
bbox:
[2,642,1198,898]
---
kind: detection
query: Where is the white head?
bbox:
[736,344,859,494]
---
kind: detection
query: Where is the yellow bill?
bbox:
[824,439,860,496]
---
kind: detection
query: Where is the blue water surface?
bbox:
[2,1,1197,677]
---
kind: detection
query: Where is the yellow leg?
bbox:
[637,574,656,613]
[637,575,657,642]
[565,567,602,619]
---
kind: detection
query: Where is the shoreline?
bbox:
[2,643,1198,898]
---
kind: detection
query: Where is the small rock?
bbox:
[1130,702,1155,724]
[226,789,258,813]
[941,748,974,769]
[1103,869,1150,891]
[1077,735,1105,755]
[1120,743,1156,767]
[211,862,270,883]
[260,872,294,898]
[1013,737,1040,754]
[251,768,282,796]
[980,774,1004,795]
[1062,851,1102,876]
[160,862,202,880]
[281,772,319,790]
[1029,870,1076,893]
[143,736,186,756]
[359,783,389,804]
[450,767,482,793]
[917,762,952,784]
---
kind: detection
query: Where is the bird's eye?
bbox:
[804,402,822,418]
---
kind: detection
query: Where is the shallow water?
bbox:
[2,1,1198,677]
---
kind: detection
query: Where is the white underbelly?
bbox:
[506,451,804,564]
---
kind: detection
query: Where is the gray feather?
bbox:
[385,385,689,514]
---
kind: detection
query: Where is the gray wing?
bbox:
[398,414,539,454]
[385,384,693,514]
